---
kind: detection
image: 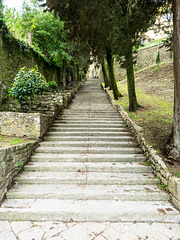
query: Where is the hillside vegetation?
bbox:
[116,61,180,176]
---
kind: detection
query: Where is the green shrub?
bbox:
[47,81,58,90]
[9,66,47,112]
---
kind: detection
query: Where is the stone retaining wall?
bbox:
[103,85,180,211]
[0,34,61,107]
[0,141,38,203]
[0,112,55,138]
[114,44,172,81]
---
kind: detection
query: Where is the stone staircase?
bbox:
[0,78,179,223]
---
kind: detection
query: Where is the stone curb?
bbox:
[102,84,180,211]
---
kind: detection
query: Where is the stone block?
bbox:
[168,177,180,201]
[0,112,54,138]
[171,195,180,211]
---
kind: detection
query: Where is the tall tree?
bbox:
[113,0,169,111]
[167,0,180,161]
[44,0,123,99]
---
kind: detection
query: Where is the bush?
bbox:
[47,81,58,90]
[9,66,47,112]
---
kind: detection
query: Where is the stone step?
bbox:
[59,112,120,116]
[62,110,118,113]
[24,162,151,173]
[7,184,170,201]
[49,127,129,132]
[58,115,121,119]
[0,199,179,222]
[56,117,122,120]
[43,134,134,143]
[51,123,126,128]
[43,136,134,142]
[14,172,158,185]
[40,141,137,148]
[35,146,142,154]
[54,120,124,124]
[31,153,146,162]
[46,131,131,137]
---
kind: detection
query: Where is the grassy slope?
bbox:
[115,61,179,176]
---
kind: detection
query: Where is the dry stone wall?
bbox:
[0,82,82,138]
[0,112,54,138]
[0,33,61,107]
[0,141,38,203]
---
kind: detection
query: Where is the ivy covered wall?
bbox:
[0,33,61,106]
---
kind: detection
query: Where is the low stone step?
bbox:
[51,123,126,128]
[7,184,170,201]
[31,153,146,162]
[14,172,158,185]
[44,136,133,142]
[59,113,120,116]
[0,199,179,222]
[54,120,124,124]
[46,131,131,137]
[40,141,137,148]
[63,110,118,113]
[24,162,152,173]
[35,146,142,154]
[56,117,122,120]
[49,127,129,132]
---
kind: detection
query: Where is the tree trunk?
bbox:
[167,0,180,161]
[77,64,80,81]
[125,45,141,112]
[62,59,67,90]
[106,46,123,99]
[70,60,75,82]
[101,58,109,88]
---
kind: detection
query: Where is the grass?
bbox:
[10,138,24,145]
[115,83,173,153]
[137,39,164,50]
[0,135,33,148]
[175,172,180,178]
[111,61,180,176]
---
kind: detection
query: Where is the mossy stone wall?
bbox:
[0,34,61,106]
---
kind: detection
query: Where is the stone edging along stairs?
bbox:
[0,78,179,223]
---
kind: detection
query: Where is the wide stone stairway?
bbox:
[0,78,179,223]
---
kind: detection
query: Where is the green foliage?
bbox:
[137,39,164,50]
[175,172,180,178]
[157,176,167,190]
[10,138,23,145]
[9,66,47,111]
[3,0,72,66]
[146,160,153,166]
[156,50,161,64]
[9,66,47,101]
[17,160,23,172]
[47,81,58,90]
[0,135,4,141]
